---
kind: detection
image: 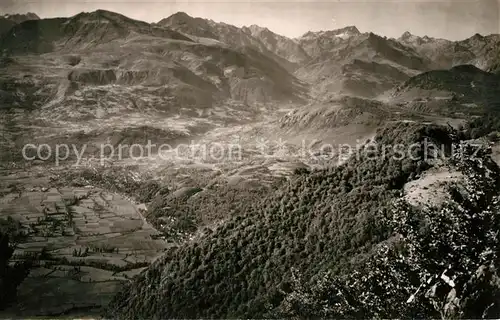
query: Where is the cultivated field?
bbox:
[0,168,170,317]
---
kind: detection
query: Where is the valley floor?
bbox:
[0,166,169,317]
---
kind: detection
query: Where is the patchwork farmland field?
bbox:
[0,168,170,316]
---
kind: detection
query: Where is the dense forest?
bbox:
[106,122,487,319]
[277,143,500,318]
[461,110,500,140]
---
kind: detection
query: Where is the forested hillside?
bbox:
[105,123,484,319]
[278,143,500,319]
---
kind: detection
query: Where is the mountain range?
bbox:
[1,9,499,113]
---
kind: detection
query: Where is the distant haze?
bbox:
[1,0,499,40]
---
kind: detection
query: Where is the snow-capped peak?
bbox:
[299,26,360,41]
[399,31,421,43]
[1,12,40,22]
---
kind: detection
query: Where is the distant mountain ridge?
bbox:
[3,10,498,76]
[156,12,302,71]
[0,12,40,37]
[241,24,310,64]
[297,26,362,57]
[397,31,500,71]
[389,64,500,116]
[0,10,191,53]
[1,9,500,113]
[1,13,40,23]
[0,9,306,118]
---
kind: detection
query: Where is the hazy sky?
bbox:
[1,0,499,40]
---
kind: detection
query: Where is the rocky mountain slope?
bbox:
[296,26,362,57]
[278,96,391,132]
[397,31,500,72]
[287,26,499,100]
[0,10,306,120]
[0,10,191,54]
[157,12,298,71]
[390,64,500,116]
[4,10,498,105]
[241,25,310,64]
[0,10,308,174]
[295,31,429,99]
